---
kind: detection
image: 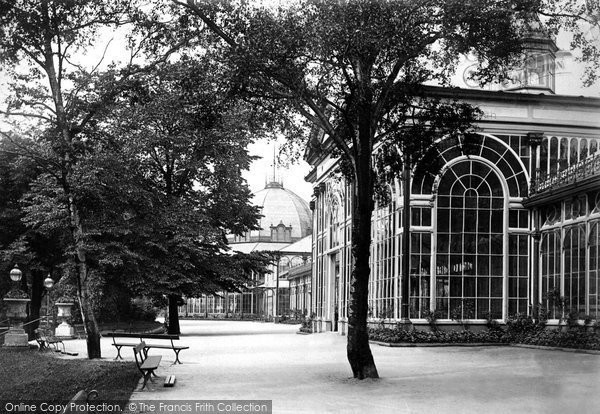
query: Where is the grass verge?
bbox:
[0,348,140,405]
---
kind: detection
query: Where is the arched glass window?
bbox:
[370,201,396,319]
[549,137,558,175]
[410,232,431,318]
[564,225,586,315]
[413,134,527,198]
[591,139,598,156]
[569,138,579,166]
[559,138,568,171]
[541,231,561,319]
[436,159,504,319]
[540,138,548,177]
[590,222,600,319]
[329,201,340,248]
[580,139,588,160]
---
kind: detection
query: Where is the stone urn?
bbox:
[3,293,31,347]
[54,302,75,338]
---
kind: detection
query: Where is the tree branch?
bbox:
[0,110,54,123]
[176,0,238,47]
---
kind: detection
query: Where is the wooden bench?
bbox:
[142,333,189,365]
[134,342,161,390]
[35,328,65,353]
[103,332,141,360]
[104,332,189,364]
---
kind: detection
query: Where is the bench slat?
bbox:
[145,344,189,350]
[140,355,161,370]
[108,333,188,364]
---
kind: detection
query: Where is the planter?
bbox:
[2,297,30,348]
[3,297,30,319]
[54,302,75,338]
[55,302,74,318]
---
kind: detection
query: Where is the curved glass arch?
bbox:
[412,133,528,197]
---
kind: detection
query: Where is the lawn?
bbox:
[0,348,140,405]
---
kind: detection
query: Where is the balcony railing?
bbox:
[530,153,600,196]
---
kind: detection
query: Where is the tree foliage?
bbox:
[172,0,598,379]
[0,0,269,354]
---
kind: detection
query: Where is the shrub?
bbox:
[505,312,538,339]
[422,309,443,332]
[299,313,315,333]
[368,315,600,351]
[368,326,505,344]
[130,297,159,322]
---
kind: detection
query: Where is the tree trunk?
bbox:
[347,171,379,379]
[79,284,101,358]
[346,107,379,379]
[68,194,102,358]
[25,271,43,339]
[167,294,181,335]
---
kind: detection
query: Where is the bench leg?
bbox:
[114,345,123,360]
[141,370,158,390]
[141,372,150,390]
[173,349,183,365]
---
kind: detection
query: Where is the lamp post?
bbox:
[3,264,31,348]
[43,275,54,330]
[275,255,280,322]
[9,265,22,284]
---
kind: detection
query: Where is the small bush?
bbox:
[505,313,538,338]
[130,297,159,322]
[299,313,315,333]
[368,326,505,344]
[368,314,600,351]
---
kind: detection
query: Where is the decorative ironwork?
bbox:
[530,152,600,195]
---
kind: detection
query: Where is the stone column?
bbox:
[527,132,544,319]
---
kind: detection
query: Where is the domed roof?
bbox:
[250,181,312,241]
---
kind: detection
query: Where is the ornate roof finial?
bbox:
[265,143,284,188]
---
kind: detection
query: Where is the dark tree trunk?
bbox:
[79,285,101,358]
[346,107,379,379]
[25,270,44,339]
[68,193,102,359]
[167,294,181,335]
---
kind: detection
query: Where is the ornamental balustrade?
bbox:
[530,152,600,195]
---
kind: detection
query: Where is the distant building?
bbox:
[180,179,313,319]
[306,32,600,333]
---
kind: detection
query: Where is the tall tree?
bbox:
[0,134,67,336]
[103,58,268,334]
[170,0,591,378]
[0,0,183,358]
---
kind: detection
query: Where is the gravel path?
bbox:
[57,320,600,413]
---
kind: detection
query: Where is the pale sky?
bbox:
[244,139,314,202]
[2,9,598,205]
